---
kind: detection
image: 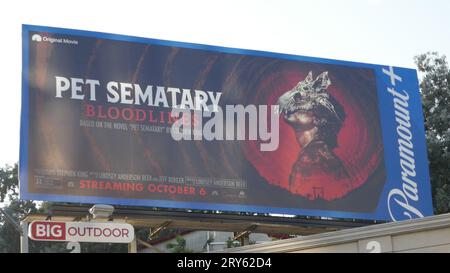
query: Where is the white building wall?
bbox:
[139,231,273,253]
[215,213,450,253]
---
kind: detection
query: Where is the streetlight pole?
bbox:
[20,221,29,253]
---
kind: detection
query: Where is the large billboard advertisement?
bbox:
[20,25,433,221]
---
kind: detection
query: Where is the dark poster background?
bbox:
[26,31,385,213]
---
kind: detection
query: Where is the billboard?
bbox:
[20,24,433,221]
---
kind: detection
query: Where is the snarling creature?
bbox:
[278,71,349,191]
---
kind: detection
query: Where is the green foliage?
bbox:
[225,237,240,248]
[0,164,19,202]
[0,164,130,252]
[0,164,38,252]
[415,52,450,214]
[166,235,194,253]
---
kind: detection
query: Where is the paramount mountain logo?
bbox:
[31,33,78,45]
[31,34,42,42]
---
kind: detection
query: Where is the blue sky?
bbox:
[0,0,449,165]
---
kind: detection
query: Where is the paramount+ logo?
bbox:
[31,33,78,45]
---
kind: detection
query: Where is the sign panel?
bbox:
[28,221,134,243]
[20,24,433,221]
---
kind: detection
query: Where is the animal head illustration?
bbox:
[278,71,346,148]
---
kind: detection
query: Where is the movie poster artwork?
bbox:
[21,25,433,221]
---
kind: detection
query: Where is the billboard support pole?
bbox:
[128,232,137,253]
[233,225,257,246]
[20,221,29,253]
[148,221,172,240]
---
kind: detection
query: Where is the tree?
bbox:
[0,164,39,252]
[415,52,450,214]
[0,164,128,252]
[0,164,19,203]
[166,235,194,253]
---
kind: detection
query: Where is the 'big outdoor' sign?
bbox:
[20,24,433,221]
[28,221,134,243]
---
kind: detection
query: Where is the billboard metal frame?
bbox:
[23,204,378,241]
